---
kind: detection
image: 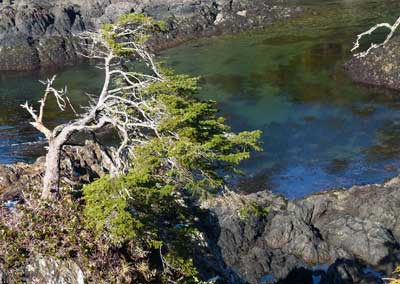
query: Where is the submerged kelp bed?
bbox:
[1,0,400,197]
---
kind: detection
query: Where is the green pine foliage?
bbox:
[238,201,270,220]
[101,13,167,56]
[83,69,262,239]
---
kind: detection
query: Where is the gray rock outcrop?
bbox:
[25,256,84,284]
[206,178,400,284]
[345,36,400,90]
[0,140,112,204]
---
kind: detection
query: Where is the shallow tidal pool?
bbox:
[2,0,400,198]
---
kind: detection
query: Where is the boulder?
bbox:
[345,36,400,90]
[25,256,84,284]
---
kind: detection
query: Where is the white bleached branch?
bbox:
[352,16,400,58]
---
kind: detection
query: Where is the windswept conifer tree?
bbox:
[22,14,261,201]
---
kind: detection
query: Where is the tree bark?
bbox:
[42,139,62,200]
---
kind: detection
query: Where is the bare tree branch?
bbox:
[352,16,400,58]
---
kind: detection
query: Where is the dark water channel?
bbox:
[2,0,400,198]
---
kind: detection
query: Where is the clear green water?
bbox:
[2,0,400,198]
[160,0,400,197]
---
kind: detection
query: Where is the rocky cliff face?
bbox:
[0,0,303,71]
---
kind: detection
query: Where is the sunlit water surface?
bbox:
[2,0,400,198]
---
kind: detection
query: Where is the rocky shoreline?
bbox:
[207,179,400,284]
[1,142,400,283]
[0,0,303,71]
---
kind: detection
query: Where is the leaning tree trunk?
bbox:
[42,139,62,200]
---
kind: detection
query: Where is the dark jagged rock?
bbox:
[325,259,384,284]
[204,177,400,284]
[345,37,400,90]
[0,1,85,70]
[0,0,303,70]
[0,269,6,284]
[61,140,114,184]
[0,157,44,198]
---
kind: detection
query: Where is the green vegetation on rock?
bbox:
[238,202,270,220]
